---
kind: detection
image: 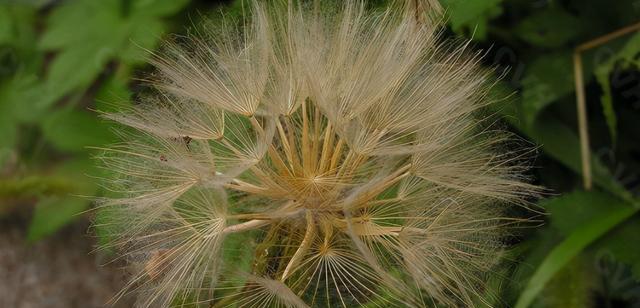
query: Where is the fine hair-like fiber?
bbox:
[95,1,540,307]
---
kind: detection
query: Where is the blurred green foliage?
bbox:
[0,0,200,241]
[0,0,639,307]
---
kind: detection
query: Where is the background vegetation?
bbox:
[1,0,639,307]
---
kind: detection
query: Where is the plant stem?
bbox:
[281,210,315,281]
[222,219,270,235]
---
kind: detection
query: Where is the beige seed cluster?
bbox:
[97,1,538,307]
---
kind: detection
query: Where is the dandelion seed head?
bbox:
[97,1,540,307]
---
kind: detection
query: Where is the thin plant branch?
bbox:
[572,21,640,190]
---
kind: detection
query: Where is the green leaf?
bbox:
[222,230,257,280]
[514,8,582,48]
[39,0,123,51]
[40,0,183,60]
[119,18,166,65]
[509,227,564,303]
[37,0,183,101]
[596,216,640,279]
[596,70,617,144]
[511,108,633,202]
[0,84,18,157]
[39,0,122,50]
[0,176,75,200]
[131,0,190,18]
[521,52,574,126]
[535,255,595,308]
[440,0,503,40]
[0,5,45,122]
[0,7,11,44]
[594,32,640,145]
[514,191,638,308]
[544,190,630,236]
[120,0,191,65]
[41,109,113,152]
[21,159,99,239]
[494,81,633,202]
[27,196,89,241]
[55,158,101,194]
[94,74,133,112]
[0,4,38,52]
[38,0,127,103]
[45,43,115,101]
[0,72,55,123]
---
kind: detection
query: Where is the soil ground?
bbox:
[0,216,134,308]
